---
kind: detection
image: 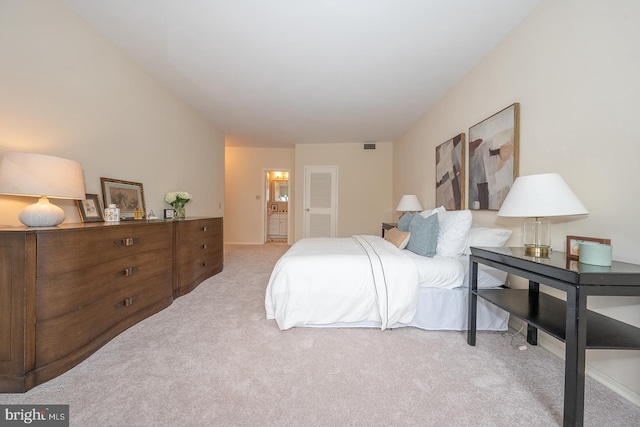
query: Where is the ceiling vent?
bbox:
[363,143,376,150]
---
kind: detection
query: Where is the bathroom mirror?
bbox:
[273,181,289,201]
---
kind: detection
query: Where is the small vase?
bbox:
[174,205,185,219]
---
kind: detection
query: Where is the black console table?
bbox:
[467,246,640,427]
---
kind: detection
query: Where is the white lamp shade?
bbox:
[0,152,86,200]
[497,173,588,218]
[396,195,423,211]
[0,152,86,227]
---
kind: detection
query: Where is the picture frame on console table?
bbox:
[101,177,146,220]
[435,133,465,210]
[76,193,104,222]
[468,103,519,211]
[566,235,611,261]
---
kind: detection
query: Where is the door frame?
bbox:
[262,168,292,244]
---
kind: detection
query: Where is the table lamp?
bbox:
[0,152,86,227]
[396,195,423,214]
[497,173,588,257]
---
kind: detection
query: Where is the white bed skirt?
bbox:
[300,286,509,331]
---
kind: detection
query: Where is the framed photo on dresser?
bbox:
[76,193,104,222]
[101,177,146,219]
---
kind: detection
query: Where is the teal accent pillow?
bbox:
[397,212,413,232]
[406,213,439,257]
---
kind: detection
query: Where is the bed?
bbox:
[265,207,512,331]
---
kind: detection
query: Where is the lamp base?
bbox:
[19,196,66,227]
[525,244,550,258]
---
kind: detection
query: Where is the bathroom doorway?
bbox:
[264,170,290,244]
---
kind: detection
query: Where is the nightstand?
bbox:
[381,222,397,237]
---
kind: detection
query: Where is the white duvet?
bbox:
[265,235,464,330]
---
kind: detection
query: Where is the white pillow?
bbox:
[419,206,445,218]
[463,225,513,255]
[419,207,472,258]
[432,209,472,258]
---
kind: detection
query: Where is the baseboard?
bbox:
[223,241,264,245]
[509,318,640,407]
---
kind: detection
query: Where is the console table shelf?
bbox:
[477,289,640,349]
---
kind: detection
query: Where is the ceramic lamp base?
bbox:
[19,196,66,227]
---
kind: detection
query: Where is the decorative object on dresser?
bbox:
[0,152,86,227]
[497,173,589,257]
[468,103,519,211]
[0,217,223,393]
[101,177,146,220]
[435,133,465,210]
[165,191,192,220]
[76,193,105,222]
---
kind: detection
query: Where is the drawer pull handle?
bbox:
[123,267,139,276]
[202,226,208,232]
[115,297,135,308]
[202,244,208,250]
[114,238,139,247]
[201,261,207,267]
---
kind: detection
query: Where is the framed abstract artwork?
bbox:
[435,133,465,210]
[468,103,520,211]
[101,177,146,219]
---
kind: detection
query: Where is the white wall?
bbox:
[394,0,640,403]
[0,0,224,224]
[294,142,393,241]
[225,146,295,244]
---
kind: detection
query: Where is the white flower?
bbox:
[165,191,192,206]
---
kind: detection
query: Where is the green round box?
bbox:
[579,242,612,266]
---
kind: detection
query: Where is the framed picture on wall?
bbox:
[435,133,465,210]
[468,103,520,211]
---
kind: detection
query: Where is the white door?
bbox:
[304,166,337,238]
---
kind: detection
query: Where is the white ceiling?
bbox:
[64,0,540,148]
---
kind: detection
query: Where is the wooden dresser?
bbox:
[0,217,223,393]
[174,217,223,297]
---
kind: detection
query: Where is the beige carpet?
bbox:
[1,243,639,426]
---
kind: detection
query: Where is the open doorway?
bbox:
[264,170,290,244]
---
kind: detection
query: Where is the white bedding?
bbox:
[265,235,509,331]
[265,235,420,330]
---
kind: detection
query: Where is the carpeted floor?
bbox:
[1,243,638,426]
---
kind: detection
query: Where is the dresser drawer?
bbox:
[177,218,222,243]
[37,222,173,277]
[177,248,223,287]
[35,272,173,367]
[36,248,173,321]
